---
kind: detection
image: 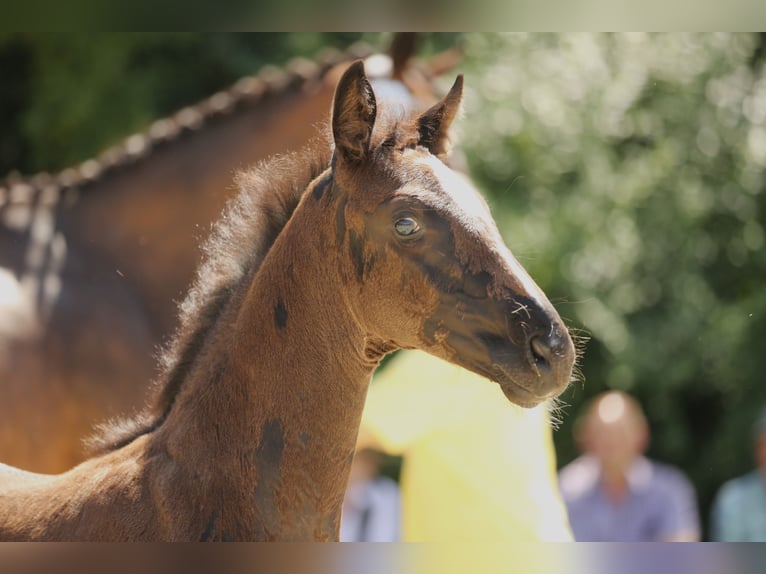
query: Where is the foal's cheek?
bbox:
[360,263,434,344]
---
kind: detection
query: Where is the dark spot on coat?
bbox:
[365,249,377,277]
[335,195,347,247]
[461,270,492,299]
[299,431,310,446]
[402,213,459,293]
[197,490,242,541]
[256,419,285,471]
[274,297,288,330]
[200,510,219,542]
[349,230,365,281]
[252,418,285,539]
[419,258,454,294]
[312,172,333,201]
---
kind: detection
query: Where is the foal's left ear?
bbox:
[417,75,463,157]
[332,60,377,164]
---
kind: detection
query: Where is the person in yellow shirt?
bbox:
[354,349,573,542]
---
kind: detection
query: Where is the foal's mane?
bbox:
[88,130,333,454]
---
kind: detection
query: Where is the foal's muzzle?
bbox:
[490,299,575,407]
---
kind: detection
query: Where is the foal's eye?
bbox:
[394,217,421,237]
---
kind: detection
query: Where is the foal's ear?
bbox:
[417,75,463,157]
[332,60,377,164]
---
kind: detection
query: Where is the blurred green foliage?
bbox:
[457,33,766,536]
[1,32,764,537]
[0,33,369,174]
[0,32,459,175]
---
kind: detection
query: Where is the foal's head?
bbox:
[328,61,575,407]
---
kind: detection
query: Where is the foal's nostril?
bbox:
[529,334,552,369]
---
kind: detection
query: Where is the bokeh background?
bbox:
[1,32,765,539]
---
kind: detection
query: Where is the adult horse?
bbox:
[0,35,460,473]
[0,61,574,541]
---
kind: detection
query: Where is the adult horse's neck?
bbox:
[148,177,376,541]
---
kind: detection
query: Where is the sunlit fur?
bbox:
[0,61,575,541]
[0,38,454,476]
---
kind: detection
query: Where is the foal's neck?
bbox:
[151,191,377,540]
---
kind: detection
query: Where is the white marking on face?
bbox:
[411,151,550,310]
[412,153,494,235]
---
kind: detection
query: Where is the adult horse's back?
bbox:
[0,36,458,473]
[0,61,574,541]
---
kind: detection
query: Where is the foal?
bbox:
[0,61,575,541]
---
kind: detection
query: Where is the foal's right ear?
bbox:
[417,75,463,158]
[332,60,377,164]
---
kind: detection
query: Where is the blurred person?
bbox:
[558,390,700,541]
[354,350,573,542]
[339,448,401,542]
[709,408,766,541]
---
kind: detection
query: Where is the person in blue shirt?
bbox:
[558,390,700,541]
[710,408,766,541]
